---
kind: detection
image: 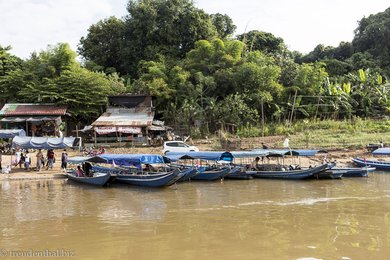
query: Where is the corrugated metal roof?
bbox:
[92,108,154,127]
[0,103,67,116]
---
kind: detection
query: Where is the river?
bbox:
[1,173,390,260]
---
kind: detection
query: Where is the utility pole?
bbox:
[289,90,298,127]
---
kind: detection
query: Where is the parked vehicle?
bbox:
[162,141,199,154]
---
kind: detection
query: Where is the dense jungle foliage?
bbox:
[1,0,390,135]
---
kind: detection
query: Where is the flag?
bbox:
[283,138,290,148]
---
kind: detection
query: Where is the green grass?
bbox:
[280,118,390,149]
[234,118,390,149]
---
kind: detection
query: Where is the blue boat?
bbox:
[115,171,180,187]
[330,167,376,177]
[97,154,181,187]
[352,157,390,171]
[66,172,111,186]
[191,167,230,181]
[224,167,253,180]
[313,170,343,179]
[65,156,114,186]
[247,164,330,180]
[175,167,198,182]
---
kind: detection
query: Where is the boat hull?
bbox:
[115,171,180,187]
[191,168,230,181]
[330,167,375,177]
[66,172,111,186]
[352,158,390,171]
[247,164,329,180]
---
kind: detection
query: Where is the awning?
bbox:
[0,129,26,139]
[117,126,141,134]
[94,126,142,135]
[95,126,117,135]
[0,116,61,123]
[148,125,166,131]
[12,136,80,149]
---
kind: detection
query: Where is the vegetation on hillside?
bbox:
[1,0,390,137]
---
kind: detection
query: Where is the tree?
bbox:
[78,16,126,74]
[353,7,390,67]
[237,30,287,56]
[120,0,217,76]
[211,13,236,39]
[0,45,24,104]
[0,45,22,76]
[15,43,126,121]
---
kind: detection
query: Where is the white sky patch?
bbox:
[0,0,124,58]
[0,0,389,58]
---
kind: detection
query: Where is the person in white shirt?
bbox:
[24,152,31,171]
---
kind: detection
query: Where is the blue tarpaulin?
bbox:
[372,148,390,155]
[98,154,165,167]
[251,148,326,157]
[0,129,26,139]
[165,151,234,162]
[12,136,78,149]
[67,156,108,164]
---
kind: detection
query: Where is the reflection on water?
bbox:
[1,174,390,259]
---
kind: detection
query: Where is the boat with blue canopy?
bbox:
[97,154,180,187]
[352,157,390,171]
[66,156,113,186]
[248,163,330,180]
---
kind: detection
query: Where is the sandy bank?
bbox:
[0,146,375,181]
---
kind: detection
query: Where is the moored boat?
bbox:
[352,157,390,171]
[330,167,375,177]
[247,164,330,180]
[191,167,230,181]
[224,167,253,180]
[66,172,112,186]
[98,153,181,187]
[115,170,180,187]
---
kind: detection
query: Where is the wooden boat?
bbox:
[329,167,375,177]
[224,167,253,180]
[176,167,198,182]
[352,158,390,171]
[313,170,343,179]
[95,154,182,187]
[66,172,111,186]
[191,167,230,181]
[247,164,330,180]
[115,170,180,187]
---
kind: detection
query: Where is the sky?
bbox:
[0,0,389,59]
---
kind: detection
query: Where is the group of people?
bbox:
[11,148,68,172]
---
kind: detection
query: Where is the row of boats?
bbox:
[64,149,381,187]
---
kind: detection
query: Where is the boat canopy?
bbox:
[12,136,79,149]
[0,129,26,139]
[290,149,327,156]
[251,148,326,157]
[372,148,390,155]
[98,154,165,167]
[67,156,107,164]
[165,151,234,162]
[230,150,269,158]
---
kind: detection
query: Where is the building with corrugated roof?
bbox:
[0,103,68,137]
[92,95,163,145]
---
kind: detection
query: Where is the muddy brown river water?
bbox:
[1,173,390,259]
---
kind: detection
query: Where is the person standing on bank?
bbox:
[24,152,31,171]
[36,149,44,171]
[61,149,68,172]
[47,149,55,170]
